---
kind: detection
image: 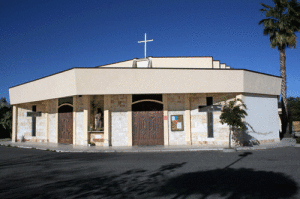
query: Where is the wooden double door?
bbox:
[132,111,164,146]
[58,105,73,144]
[132,100,164,146]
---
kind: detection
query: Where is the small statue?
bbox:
[95,108,103,131]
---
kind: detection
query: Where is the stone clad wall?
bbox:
[89,132,104,146]
[17,102,47,142]
[111,95,128,146]
[17,103,32,141]
[190,93,234,146]
[190,94,207,145]
[48,99,57,143]
[168,94,186,145]
[35,103,46,142]
[75,96,85,145]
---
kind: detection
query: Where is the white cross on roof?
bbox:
[138,33,153,59]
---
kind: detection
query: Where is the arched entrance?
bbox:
[132,95,164,146]
[58,105,73,144]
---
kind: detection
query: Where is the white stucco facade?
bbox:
[244,94,280,143]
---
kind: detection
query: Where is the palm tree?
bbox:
[259,0,300,135]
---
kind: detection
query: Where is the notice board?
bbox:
[171,115,184,131]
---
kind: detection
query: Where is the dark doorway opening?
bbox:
[132,101,163,112]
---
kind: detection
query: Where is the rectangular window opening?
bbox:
[207,97,214,138]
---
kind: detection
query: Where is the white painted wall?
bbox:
[137,60,148,68]
[244,95,280,141]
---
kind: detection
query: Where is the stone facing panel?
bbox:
[75,96,85,145]
[17,104,32,141]
[168,94,186,145]
[190,93,235,146]
[35,103,46,142]
[111,95,128,146]
[48,99,57,143]
[89,132,104,146]
[17,102,47,142]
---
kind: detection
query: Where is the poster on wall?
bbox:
[171,115,184,131]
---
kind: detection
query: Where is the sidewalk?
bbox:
[0,138,297,153]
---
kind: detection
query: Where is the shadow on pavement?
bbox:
[0,160,298,199]
[157,168,297,199]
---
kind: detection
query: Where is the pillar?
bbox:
[127,94,132,146]
[185,94,192,145]
[12,105,18,142]
[163,94,169,145]
[104,95,111,146]
[44,101,49,142]
[54,98,58,143]
[73,96,77,145]
[83,95,90,145]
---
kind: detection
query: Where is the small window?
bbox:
[207,97,213,106]
[207,97,213,138]
[32,105,36,112]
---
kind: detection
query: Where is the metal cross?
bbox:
[198,105,222,138]
[138,33,153,58]
[27,106,41,137]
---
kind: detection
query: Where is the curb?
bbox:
[223,148,236,152]
[0,141,297,153]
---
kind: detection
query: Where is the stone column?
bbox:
[73,96,77,145]
[163,94,169,146]
[127,94,132,146]
[54,99,58,143]
[104,95,111,146]
[185,94,192,145]
[44,101,49,142]
[12,105,18,142]
[83,95,90,145]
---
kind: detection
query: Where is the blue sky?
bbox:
[1,0,299,102]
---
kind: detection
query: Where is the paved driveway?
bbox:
[0,146,299,198]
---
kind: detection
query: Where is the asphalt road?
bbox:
[0,146,300,199]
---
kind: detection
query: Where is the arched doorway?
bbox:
[58,105,73,144]
[132,96,164,146]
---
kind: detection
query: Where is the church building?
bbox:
[9,56,282,147]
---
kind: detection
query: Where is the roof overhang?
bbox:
[9,68,281,105]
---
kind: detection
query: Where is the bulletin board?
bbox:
[171,115,184,131]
